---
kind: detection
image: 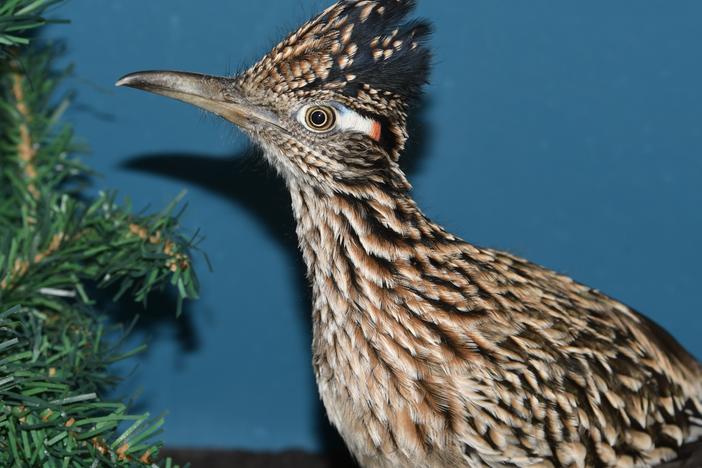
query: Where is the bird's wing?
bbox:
[438,243,702,465]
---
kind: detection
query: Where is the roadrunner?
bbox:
[117,1,702,466]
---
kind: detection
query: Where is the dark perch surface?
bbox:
[162,448,357,468]
[160,440,702,468]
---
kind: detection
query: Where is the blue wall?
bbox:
[47,0,702,451]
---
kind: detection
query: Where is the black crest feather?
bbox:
[244,0,432,105]
[322,0,432,102]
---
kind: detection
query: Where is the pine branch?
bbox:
[0,305,168,466]
[0,0,66,48]
[0,3,201,467]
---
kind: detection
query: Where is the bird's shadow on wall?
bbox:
[98,289,199,356]
[121,98,433,465]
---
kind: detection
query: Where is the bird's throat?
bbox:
[286,180,460,336]
[288,182,442,290]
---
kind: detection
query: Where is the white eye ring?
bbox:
[297,103,381,141]
[301,105,337,132]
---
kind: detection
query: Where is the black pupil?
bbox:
[310,109,328,127]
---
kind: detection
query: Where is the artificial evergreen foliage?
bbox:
[0,0,65,48]
[0,1,199,465]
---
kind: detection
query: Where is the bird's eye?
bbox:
[304,106,336,132]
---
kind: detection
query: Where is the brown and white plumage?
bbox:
[116,1,702,466]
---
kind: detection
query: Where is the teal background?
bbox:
[47,0,701,452]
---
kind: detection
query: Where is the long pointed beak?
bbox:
[115,70,276,129]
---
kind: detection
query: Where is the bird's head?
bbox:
[117,0,430,194]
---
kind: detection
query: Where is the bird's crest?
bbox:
[241,0,431,108]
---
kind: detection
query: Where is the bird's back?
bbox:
[440,243,702,466]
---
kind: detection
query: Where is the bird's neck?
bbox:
[287,180,462,340]
[288,181,451,285]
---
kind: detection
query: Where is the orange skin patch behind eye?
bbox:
[369,120,382,142]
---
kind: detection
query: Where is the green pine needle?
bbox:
[0,2,200,467]
[0,0,67,50]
